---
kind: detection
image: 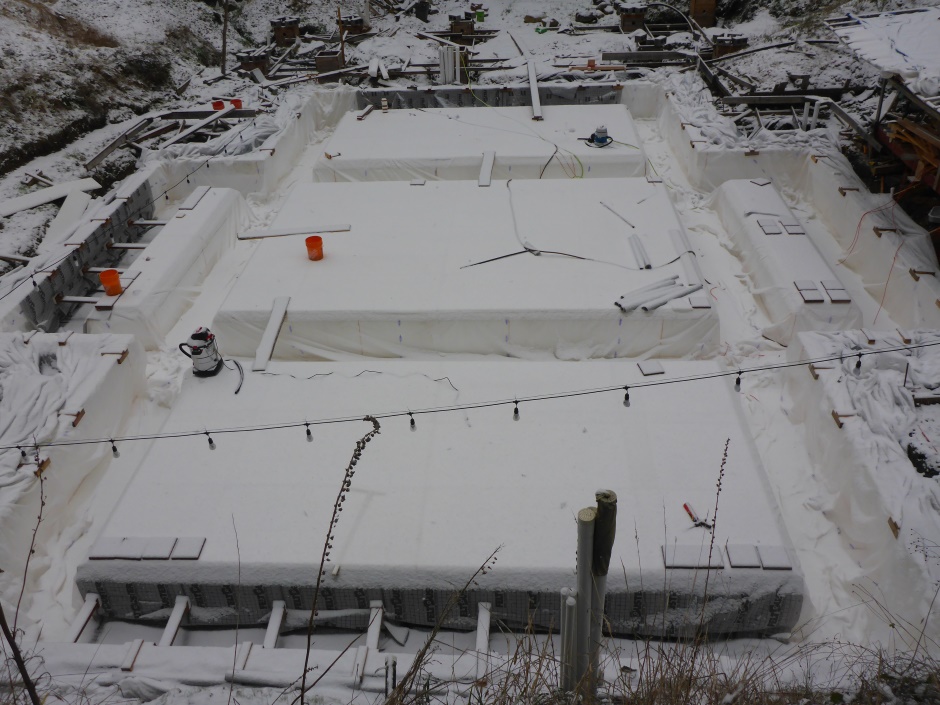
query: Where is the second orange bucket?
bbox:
[99,269,123,296]
[306,236,324,261]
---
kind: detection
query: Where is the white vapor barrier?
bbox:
[711,180,863,345]
[793,152,940,329]
[76,359,804,636]
[313,104,647,182]
[85,189,251,349]
[212,178,717,360]
[0,333,144,607]
[147,86,359,198]
[787,330,940,646]
[658,94,805,192]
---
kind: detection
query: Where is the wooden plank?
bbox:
[66,593,100,643]
[177,185,212,212]
[238,225,351,240]
[475,602,491,653]
[352,645,369,686]
[120,638,145,671]
[479,150,495,187]
[160,105,237,149]
[84,119,153,171]
[45,190,92,242]
[0,253,30,265]
[252,296,291,371]
[130,219,169,227]
[263,600,286,648]
[0,179,101,218]
[158,596,190,646]
[158,109,258,121]
[417,31,465,49]
[234,642,253,671]
[107,242,148,250]
[366,601,384,650]
[527,60,543,121]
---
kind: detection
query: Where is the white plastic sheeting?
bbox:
[76,359,802,610]
[787,330,940,647]
[0,333,144,612]
[146,86,359,197]
[793,153,940,330]
[313,104,647,182]
[212,178,717,360]
[711,179,863,345]
[85,188,252,349]
[832,8,940,98]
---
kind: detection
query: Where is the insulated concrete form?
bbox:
[212,178,716,360]
[712,179,863,345]
[76,359,804,637]
[85,188,251,349]
[0,332,145,584]
[313,104,647,182]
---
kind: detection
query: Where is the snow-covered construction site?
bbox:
[1,1,940,704]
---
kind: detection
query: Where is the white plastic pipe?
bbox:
[615,276,679,312]
[640,283,703,311]
[575,508,596,691]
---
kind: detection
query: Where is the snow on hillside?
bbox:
[2,0,940,703]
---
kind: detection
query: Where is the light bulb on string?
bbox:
[623,386,630,408]
[734,372,741,392]
[305,423,313,442]
[111,440,120,458]
[409,412,416,431]
[856,353,862,370]
[206,431,216,450]
[513,400,520,421]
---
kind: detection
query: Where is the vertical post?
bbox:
[872,75,888,137]
[809,100,821,131]
[590,490,617,685]
[527,59,543,121]
[576,507,596,695]
[221,1,229,74]
[559,589,578,691]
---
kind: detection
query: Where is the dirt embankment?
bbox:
[0,1,221,177]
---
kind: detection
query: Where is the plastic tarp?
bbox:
[212,178,717,360]
[146,86,359,198]
[0,333,144,612]
[313,104,647,182]
[76,359,803,636]
[85,188,251,350]
[712,179,863,345]
[832,8,940,99]
[787,330,940,645]
[792,152,940,329]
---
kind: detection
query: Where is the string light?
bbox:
[3,339,938,455]
[306,422,313,442]
[409,412,416,431]
[623,386,630,407]
[513,400,520,421]
[856,353,863,370]
[734,372,741,392]
[111,439,119,458]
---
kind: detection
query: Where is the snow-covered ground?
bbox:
[3,0,940,703]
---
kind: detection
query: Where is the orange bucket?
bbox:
[306,236,324,261]
[230,98,243,109]
[212,100,225,110]
[99,269,123,296]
